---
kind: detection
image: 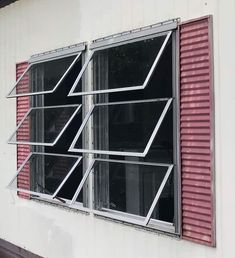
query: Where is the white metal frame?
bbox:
[68,158,174,231]
[8,104,82,146]
[69,98,172,157]
[68,31,172,96]
[7,52,82,98]
[7,152,82,200]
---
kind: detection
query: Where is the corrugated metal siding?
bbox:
[16,62,30,199]
[180,16,215,246]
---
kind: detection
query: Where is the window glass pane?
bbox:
[71,34,167,94]
[150,172,174,223]
[92,160,169,218]
[9,54,80,96]
[8,153,81,197]
[56,160,83,202]
[72,100,170,156]
[9,105,81,145]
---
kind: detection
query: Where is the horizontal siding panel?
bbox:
[182,192,211,202]
[183,218,212,229]
[182,173,211,182]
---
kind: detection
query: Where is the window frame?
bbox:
[8,104,82,146]
[69,158,175,233]
[67,31,172,96]
[7,19,181,235]
[7,43,86,98]
[7,152,83,201]
[69,98,173,157]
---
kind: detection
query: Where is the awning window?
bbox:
[8,104,81,146]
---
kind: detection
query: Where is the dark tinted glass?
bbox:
[12,55,78,96]
[93,160,168,217]
[93,35,166,90]
[56,161,83,201]
[74,100,168,154]
[10,106,79,145]
[9,154,79,195]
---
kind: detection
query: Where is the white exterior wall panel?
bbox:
[0,0,234,257]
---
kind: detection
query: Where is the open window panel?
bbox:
[70,158,175,232]
[7,50,83,98]
[69,98,172,157]
[7,152,85,204]
[8,104,82,146]
[68,31,172,96]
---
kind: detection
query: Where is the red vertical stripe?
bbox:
[16,62,30,199]
[180,16,215,246]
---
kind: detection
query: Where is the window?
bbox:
[7,43,86,204]
[7,21,179,234]
[6,16,215,245]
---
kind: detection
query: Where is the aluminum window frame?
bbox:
[7,152,83,201]
[69,98,172,157]
[68,158,174,231]
[68,31,172,96]
[8,104,82,146]
[7,43,86,98]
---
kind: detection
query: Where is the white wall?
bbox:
[0,0,235,257]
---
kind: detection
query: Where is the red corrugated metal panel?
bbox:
[16,62,30,199]
[180,16,215,246]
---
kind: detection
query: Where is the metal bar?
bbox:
[52,52,82,93]
[90,31,169,52]
[6,152,33,188]
[142,31,172,88]
[144,164,174,225]
[100,207,175,232]
[90,20,177,50]
[143,98,172,156]
[94,158,171,167]
[67,85,145,96]
[30,43,86,64]
[7,107,32,144]
[52,104,82,146]
[69,159,96,205]
[6,63,33,98]
[93,209,146,227]
[68,105,95,152]
[70,148,146,157]
[68,51,95,96]
[95,97,170,106]
[31,151,81,159]
[52,157,83,198]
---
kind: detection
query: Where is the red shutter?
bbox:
[179,16,215,246]
[16,62,30,199]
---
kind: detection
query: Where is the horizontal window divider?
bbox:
[93,209,146,227]
[94,158,173,167]
[94,207,175,232]
[95,97,171,106]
